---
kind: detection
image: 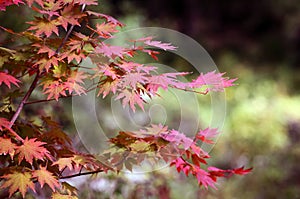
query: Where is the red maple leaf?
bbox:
[0,72,20,88]
[0,0,24,11]
[194,166,216,189]
[196,128,219,144]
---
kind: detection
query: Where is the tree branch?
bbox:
[8,73,40,140]
[59,169,104,180]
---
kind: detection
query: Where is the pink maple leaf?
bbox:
[115,89,145,112]
[144,40,177,51]
[121,72,147,89]
[196,128,219,143]
[194,167,216,189]
[161,129,193,150]
[189,71,237,91]
[95,44,124,59]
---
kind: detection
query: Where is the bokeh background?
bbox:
[1,1,300,198]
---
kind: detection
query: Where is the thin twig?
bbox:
[59,169,104,179]
[55,4,86,54]
[169,85,208,95]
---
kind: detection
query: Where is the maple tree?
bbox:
[0,0,251,198]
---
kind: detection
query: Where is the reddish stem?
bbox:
[8,73,40,141]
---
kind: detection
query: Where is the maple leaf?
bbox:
[42,80,66,100]
[95,44,125,59]
[64,70,87,95]
[0,117,11,131]
[189,71,237,91]
[31,5,60,18]
[33,167,60,191]
[0,137,17,159]
[27,16,60,37]
[194,167,216,189]
[34,56,59,71]
[1,171,35,198]
[160,130,193,150]
[146,72,189,93]
[52,157,74,171]
[94,22,118,38]
[16,137,51,164]
[97,78,119,98]
[115,89,145,112]
[121,72,148,89]
[86,11,123,26]
[52,192,78,199]
[232,167,253,175]
[32,43,56,58]
[196,128,219,144]
[144,40,177,51]
[0,0,24,11]
[93,64,119,80]
[142,49,160,60]
[57,4,85,30]
[0,72,20,88]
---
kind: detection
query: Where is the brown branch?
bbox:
[8,73,40,141]
[59,169,104,180]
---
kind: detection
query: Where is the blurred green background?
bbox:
[1,0,300,198]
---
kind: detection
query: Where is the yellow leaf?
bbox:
[51,192,78,199]
[1,171,35,198]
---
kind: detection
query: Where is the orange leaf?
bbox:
[27,17,59,37]
[1,171,35,198]
[33,167,60,191]
[0,137,16,159]
[16,137,51,164]
[52,157,74,171]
